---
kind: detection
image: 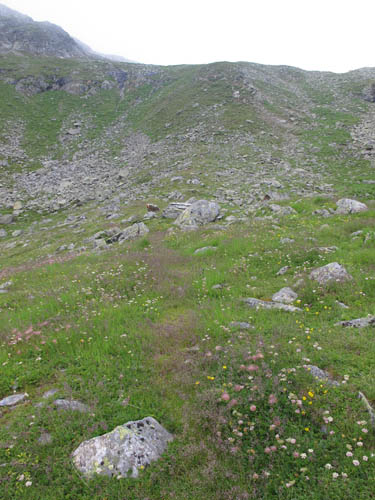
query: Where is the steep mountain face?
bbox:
[0,3,89,58]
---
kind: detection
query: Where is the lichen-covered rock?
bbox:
[335,316,375,328]
[118,223,149,243]
[243,297,301,312]
[72,417,173,479]
[336,198,368,214]
[174,200,220,228]
[309,262,352,285]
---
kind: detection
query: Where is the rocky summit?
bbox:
[0,4,375,500]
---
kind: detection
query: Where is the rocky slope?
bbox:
[0,5,374,219]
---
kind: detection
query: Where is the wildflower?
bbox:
[341,472,348,479]
[346,452,353,457]
[252,473,259,480]
[268,394,277,405]
[304,427,309,432]
[357,442,363,447]
[362,428,368,434]
[264,447,271,454]
[286,480,295,487]
[332,472,339,479]
[25,481,32,487]
[222,365,227,370]
[300,453,307,459]
[325,463,333,470]
[221,393,230,401]
[308,391,314,398]
[293,452,299,458]
[363,456,368,462]
[308,449,314,453]
[250,405,257,412]
[353,460,360,466]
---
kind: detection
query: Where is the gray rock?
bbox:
[309,262,353,285]
[243,297,302,312]
[0,214,14,225]
[269,204,297,215]
[336,198,368,214]
[280,237,295,244]
[336,300,349,309]
[175,200,220,228]
[0,229,6,238]
[0,393,27,407]
[229,321,253,330]
[194,246,217,254]
[72,417,173,478]
[276,265,290,276]
[12,230,22,237]
[42,388,59,399]
[38,433,53,445]
[305,365,339,386]
[272,287,297,304]
[162,202,191,219]
[13,201,23,211]
[53,399,89,413]
[118,223,149,243]
[143,212,156,220]
[335,316,375,328]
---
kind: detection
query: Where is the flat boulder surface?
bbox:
[309,262,353,285]
[72,417,173,478]
[336,198,368,214]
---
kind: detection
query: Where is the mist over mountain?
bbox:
[0,3,133,61]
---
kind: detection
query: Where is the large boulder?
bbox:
[72,417,173,479]
[174,200,220,229]
[309,262,352,285]
[162,202,191,219]
[118,223,149,243]
[336,199,368,214]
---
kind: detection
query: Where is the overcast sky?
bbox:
[1,0,374,72]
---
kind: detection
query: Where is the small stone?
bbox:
[336,300,349,309]
[53,399,89,413]
[0,229,6,238]
[12,230,22,237]
[229,321,253,330]
[280,237,294,244]
[0,214,14,225]
[13,202,23,211]
[305,365,339,386]
[276,266,290,276]
[272,287,297,304]
[194,246,217,254]
[42,389,59,399]
[38,433,53,445]
[0,393,27,407]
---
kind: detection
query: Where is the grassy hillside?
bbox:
[0,54,375,499]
